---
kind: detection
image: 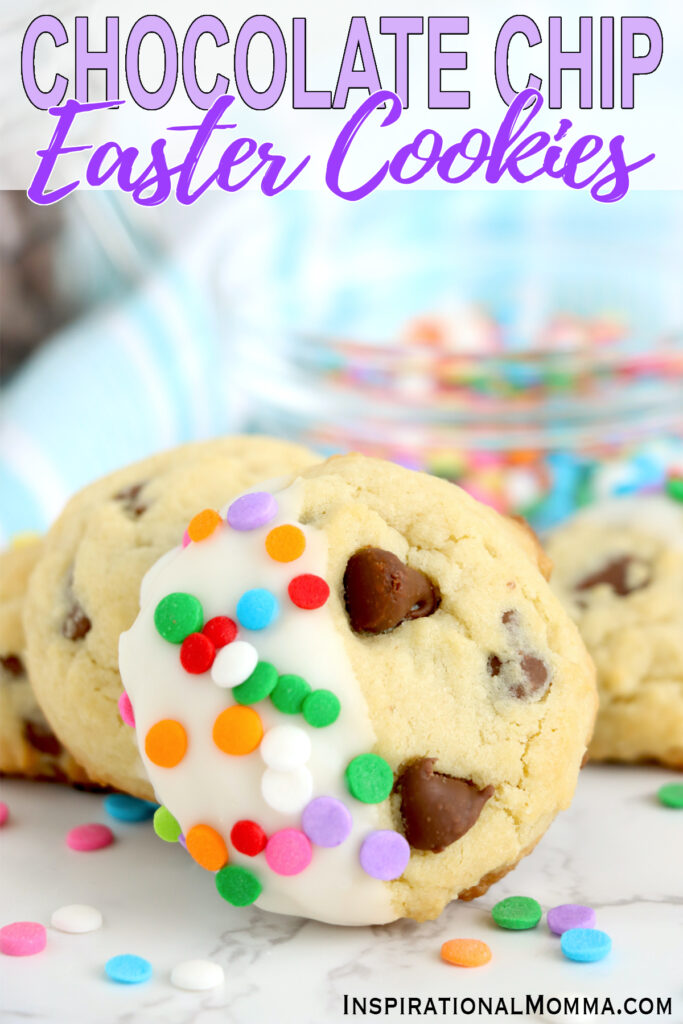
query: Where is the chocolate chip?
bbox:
[575,555,651,597]
[396,758,494,853]
[487,654,502,677]
[62,572,91,640]
[114,481,147,517]
[0,654,24,677]
[343,547,440,635]
[502,609,518,626]
[520,653,548,692]
[23,720,62,756]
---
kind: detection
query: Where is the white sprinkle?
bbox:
[171,958,224,991]
[261,765,313,813]
[260,724,311,772]
[51,904,103,934]
[211,641,258,688]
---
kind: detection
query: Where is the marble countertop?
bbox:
[0,764,681,1024]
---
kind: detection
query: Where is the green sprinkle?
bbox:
[153,805,181,843]
[233,662,278,705]
[665,477,683,504]
[271,673,311,714]
[658,782,683,809]
[154,592,203,644]
[216,864,262,906]
[302,689,341,728]
[345,753,393,803]
[492,896,542,930]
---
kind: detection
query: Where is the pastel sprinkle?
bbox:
[236,589,279,631]
[260,724,311,771]
[104,794,157,823]
[441,938,492,967]
[118,692,135,728]
[186,824,229,871]
[265,828,312,876]
[658,782,683,808]
[0,802,8,827]
[171,959,225,991]
[66,823,114,852]
[105,954,152,984]
[0,922,46,956]
[227,491,278,531]
[51,904,102,934]
[187,508,221,542]
[182,529,191,548]
[665,477,683,503]
[345,753,394,804]
[265,524,306,563]
[561,927,612,963]
[202,616,237,649]
[271,673,311,714]
[153,805,181,843]
[145,719,187,768]
[302,689,340,728]
[492,896,542,930]
[216,864,262,906]
[230,819,267,857]
[359,830,410,880]
[301,796,352,847]
[547,904,596,936]
[261,765,313,814]
[288,574,330,610]
[213,705,263,756]
[154,592,203,644]
[211,641,259,688]
[180,632,216,674]
[233,661,278,705]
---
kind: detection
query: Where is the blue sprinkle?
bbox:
[236,588,279,631]
[561,927,611,963]
[104,794,158,823]
[105,954,152,984]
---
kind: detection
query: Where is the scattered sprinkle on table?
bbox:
[104,794,157,823]
[492,896,542,930]
[105,954,152,984]
[657,782,683,809]
[547,903,596,935]
[441,938,492,967]
[51,904,103,934]
[561,927,611,963]
[66,823,114,852]
[170,959,225,991]
[0,802,8,827]
[0,922,46,956]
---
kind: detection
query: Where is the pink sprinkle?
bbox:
[0,922,46,956]
[265,828,312,876]
[0,802,8,827]
[182,529,191,548]
[66,823,114,852]
[118,692,135,728]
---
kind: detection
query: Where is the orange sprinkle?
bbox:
[213,705,263,756]
[265,524,306,563]
[145,719,187,768]
[186,824,229,871]
[187,508,222,542]
[440,938,492,968]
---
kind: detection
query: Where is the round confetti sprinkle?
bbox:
[359,830,410,880]
[302,689,340,728]
[658,782,683,808]
[66,823,114,852]
[492,896,542,930]
[118,692,135,728]
[171,959,224,991]
[548,904,596,936]
[265,828,312,876]
[182,528,191,548]
[180,632,216,674]
[666,477,683,503]
[105,954,152,984]
[153,805,181,843]
[187,508,221,542]
[104,794,157,823]
[202,616,237,649]
[213,705,263,756]
[216,864,262,906]
[261,765,313,813]
[211,641,259,688]
[301,796,352,847]
[145,719,188,768]
[288,574,330,610]
[265,524,306,563]
[233,661,278,705]
[441,938,492,968]
[261,724,311,771]
[236,589,279,631]
[154,592,203,644]
[271,673,311,714]
[227,491,278,531]
[0,802,8,827]
[561,927,611,963]
[230,820,267,857]
[51,904,102,934]
[186,824,229,871]
[0,922,46,956]
[345,753,394,804]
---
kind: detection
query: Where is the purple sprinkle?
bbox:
[301,797,352,848]
[547,903,596,936]
[359,830,410,881]
[227,492,278,531]
[178,833,187,850]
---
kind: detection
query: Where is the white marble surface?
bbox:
[0,765,681,1024]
